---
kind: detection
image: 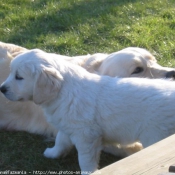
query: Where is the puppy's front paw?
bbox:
[44,147,59,159]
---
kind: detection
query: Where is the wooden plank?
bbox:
[92,134,175,175]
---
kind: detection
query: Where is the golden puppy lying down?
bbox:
[1,49,175,174]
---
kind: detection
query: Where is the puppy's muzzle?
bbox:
[0,85,8,94]
[166,71,175,79]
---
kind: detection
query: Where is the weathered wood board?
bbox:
[92,134,175,175]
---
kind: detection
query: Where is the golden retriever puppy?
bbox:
[2,49,175,174]
[98,47,175,78]
[0,46,57,137]
[63,47,175,78]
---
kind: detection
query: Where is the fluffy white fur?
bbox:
[2,49,175,174]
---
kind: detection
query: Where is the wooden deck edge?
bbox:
[92,134,175,175]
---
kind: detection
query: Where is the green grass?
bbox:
[0,131,118,172]
[0,0,175,173]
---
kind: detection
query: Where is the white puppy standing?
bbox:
[1,49,175,174]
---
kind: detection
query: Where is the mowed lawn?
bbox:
[0,0,175,173]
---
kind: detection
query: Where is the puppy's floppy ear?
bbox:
[33,66,63,104]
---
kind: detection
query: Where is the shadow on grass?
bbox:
[5,0,138,49]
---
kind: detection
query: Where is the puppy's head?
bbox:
[0,49,63,105]
[99,47,175,79]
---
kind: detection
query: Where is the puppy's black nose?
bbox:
[166,71,175,79]
[0,85,8,94]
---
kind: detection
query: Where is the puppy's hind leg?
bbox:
[44,131,73,159]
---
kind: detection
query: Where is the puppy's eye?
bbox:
[132,67,144,74]
[15,73,23,80]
